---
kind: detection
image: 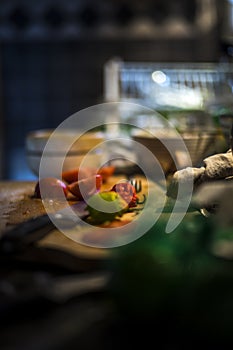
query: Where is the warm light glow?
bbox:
[152,70,167,84]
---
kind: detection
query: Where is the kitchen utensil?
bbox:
[0,202,89,253]
[129,178,146,205]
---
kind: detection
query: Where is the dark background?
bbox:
[0,0,228,179]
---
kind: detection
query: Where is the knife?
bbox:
[0,202,89,253]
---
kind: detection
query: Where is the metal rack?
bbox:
[104,59,233,111]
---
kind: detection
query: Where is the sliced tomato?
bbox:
[67,174,102,200]
[111,182,138,208]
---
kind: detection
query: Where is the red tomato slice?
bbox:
[111,182,138,208]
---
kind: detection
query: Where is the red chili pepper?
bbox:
[111,182,138,208]
[34,177,68,199]
[67,174,102,200]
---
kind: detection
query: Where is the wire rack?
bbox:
[104,59,233,111]
[104,59,233,163]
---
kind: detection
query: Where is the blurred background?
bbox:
[0,0,232,180]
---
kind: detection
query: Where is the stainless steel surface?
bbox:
[104,59,233,111]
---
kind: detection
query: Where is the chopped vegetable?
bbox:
[62,167,95,184]
[86,191,128,224]
[62,166,115,184]
[97,166,115,182]
[61,168,79,183]
[111,182,138,208]
[67,174,102,200]
[34,177,68,199]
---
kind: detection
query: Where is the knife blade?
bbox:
[0,202,89,253]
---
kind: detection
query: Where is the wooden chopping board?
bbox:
[0,175,155,260]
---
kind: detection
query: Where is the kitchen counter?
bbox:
[0,180,115,273]
[1,178,232,349]
[0,180,109,251]
[0,180,115,349]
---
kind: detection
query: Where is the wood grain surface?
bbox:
[0,175,152,259]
